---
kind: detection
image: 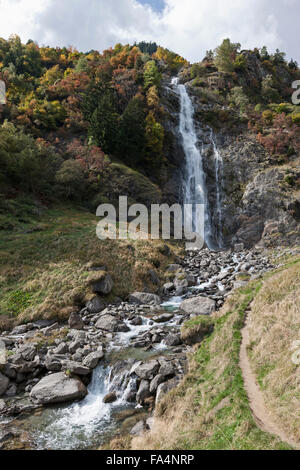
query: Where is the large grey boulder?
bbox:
[95,314,129,333]
[65,361,91,376]
[128,292,161,305]
[180,296,216,315]
[86,296,106,314]
[136,380,151,404]
[0,372,9,397]
[82,349,104,369]
[30,372,87,405]
[134,360,159,380]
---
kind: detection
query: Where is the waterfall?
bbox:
[171,77,213,247]
[211,130,224,248]
[172,77,224,249]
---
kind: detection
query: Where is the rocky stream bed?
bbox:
[0,245,281,450]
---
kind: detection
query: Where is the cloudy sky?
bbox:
[0,0,299,63]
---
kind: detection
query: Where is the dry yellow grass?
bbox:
[247,260,300,443]
[0,206,181,326]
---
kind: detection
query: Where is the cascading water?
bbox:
[171,77,213,248]
[211,130,224,248]
[171,77,224,249]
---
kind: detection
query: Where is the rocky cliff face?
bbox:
[161,74,300,249]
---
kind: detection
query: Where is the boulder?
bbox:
[82,350,104,369]
[18,344,36,362]
[68,312,83,330]
[148,269,160,285]
[103,392,117,404]
[95,314,129,333]
[86,296,106,314]
[44,355,63,372]
[30,372,87,405]
[128,292,161,305]
[152,313,174,323]
[0,372,9,397]
[164,334,182,347]
[149,374,166,394]
[156,377,180,404]
[65,361,91,376]
[180,296,216,315]
[130,420,145,436]
[136,380,151,404]
[134,360,159,380]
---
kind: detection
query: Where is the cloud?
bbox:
[0,0,299,62]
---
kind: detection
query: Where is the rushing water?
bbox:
[171,77,212,247]
[211,130,224,248]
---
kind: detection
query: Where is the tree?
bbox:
[145,111,164,168]
[260,46,270,61]
[215,39,241,73]
[118,96,146,166]
[229,86,249,113]
[144,60,161,89]
[55,159,85,198]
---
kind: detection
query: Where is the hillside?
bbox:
[0,37,299,451]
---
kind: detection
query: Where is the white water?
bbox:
[211,130,224,248]
[171,77,212,247]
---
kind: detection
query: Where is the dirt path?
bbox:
[239,309,299,450]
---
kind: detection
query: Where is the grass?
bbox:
[247,258,300,444]
[0,201,179,328]
[130,256,300,450]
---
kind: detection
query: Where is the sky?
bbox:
[0,0,299,63]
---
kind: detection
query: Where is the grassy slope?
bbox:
[132,256,300,450]
[0,202,178,329]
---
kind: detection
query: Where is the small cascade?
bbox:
[211,130,224,248]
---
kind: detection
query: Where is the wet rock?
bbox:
[128,292,161,306]
[130,317,143,326]
[90,273,114,295]
[68,312,84,330]
[0,372,10,396]
[130,420,145,436]
[152,313,174,323]
[134,360,159,380]
[103,392,117,404]
[30,372,87,405]
[180,296,216,315]
[148,269,160,285]
[82,349,104,369]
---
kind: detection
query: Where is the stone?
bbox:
[65,361,91,376]
[130,317,143,326]
[5,383,17,397]
[134,360,159,380]
[130,420,145,436]
[164,334,182,347]
[156,377,179,404]
[128,292,161,306]
[11,325,28,335]
[152,313,174,323]
[83,350,104,369]
[95,314,129,333]
[69,340,82,354]
[166,264,182,273]
[103,392,117,403]
[86,296,106,314]
[68,312,84,330]
[136,380,151,404]
[0,372,9,397]
[149,374,166,394]
[163,282,174,293]
[18,345,36,361]
[30,372,87,405]
[41,323,60,337]
[180,296,216,315]
[159,362,175,377]
[54,343,69,355]
[44,355,63,372]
